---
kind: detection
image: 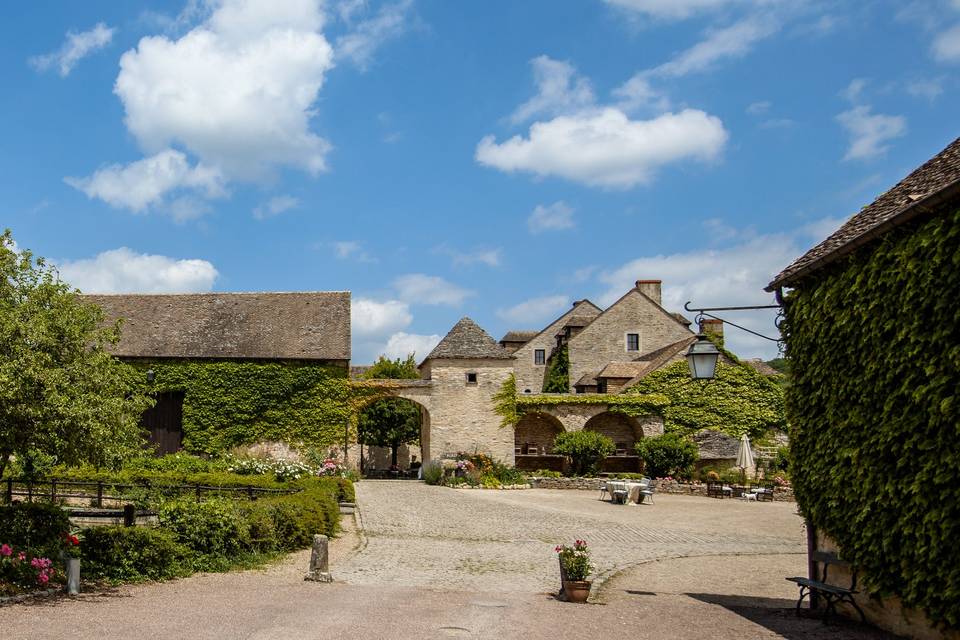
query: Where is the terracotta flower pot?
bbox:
[562,579,591,603]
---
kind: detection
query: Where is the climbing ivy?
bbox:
[131,361,360,454]
[493,373,519,428]
[625,359,786,438]
[781,208,960,628]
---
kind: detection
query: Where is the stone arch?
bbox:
[514,412,564,456]
[358,384,433,471]
[584,412,644,472]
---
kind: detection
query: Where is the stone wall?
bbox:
[568,289,693,394]
[421,358,515,464]
[512,300,600,394]
[527,477,795,501]
[514,413,563,454]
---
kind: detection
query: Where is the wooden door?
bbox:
[141,391,185,455]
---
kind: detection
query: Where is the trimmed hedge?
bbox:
[81,527,190,582]
[782,207,960,627]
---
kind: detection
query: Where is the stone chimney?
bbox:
[700,318,724,346]
[635,280,662,305]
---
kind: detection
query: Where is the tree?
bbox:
[542,345,569,393]
[359,355,421,467]
[552,430,615,476]
[0,230,152,477]
[635,433,699,479]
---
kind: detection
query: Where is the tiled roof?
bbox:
[769,137,960,289]
[742,358,780,377]
[618,337,697,391]
[597,362,648,379]
[83,291,351,361]
[424,317,513,361]
[575,372,599,387]
[500,330,538,344]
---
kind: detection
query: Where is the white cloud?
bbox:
[611,74,670,112]
[496,295,570,326]
[841,77,868,103]
[905,78,944,100]
[510,56,595,125]
[329,240,375,262]
[335,0,412,69]
[932,23,960,62]
[836,106,907,161]
[603,0,753,21]
[434,245,501,268]
[65,149,225,214]
[114,0,334,180]
[381,332,441,360]
[528,201,575,233]
[476,108,728,189]
[30,22,115,77]
[253,195,299,219]
[393,274,473,306]
[647,14,781,78]
[746,100,771,115]
[57,247,218,294]
[351,298,412,336]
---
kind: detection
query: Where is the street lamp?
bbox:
[685,335,720,380]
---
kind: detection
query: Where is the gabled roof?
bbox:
[597,361,648,379]
[512,299,602,353]
[500,330,538,344]
[768,137,960,290]
[564,315,595,328]
[424,317,513,361]
[742,358,780,376]
[618,336,697,390]
[83,291,351,361]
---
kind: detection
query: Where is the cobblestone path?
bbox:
[335,481,806,592]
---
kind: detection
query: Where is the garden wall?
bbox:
[527,477,795,501]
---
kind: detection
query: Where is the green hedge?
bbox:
[128,360,353,454]
[81,527,190,582]
[0,502,71,557]
[782,208,960,627]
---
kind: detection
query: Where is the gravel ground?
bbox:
[0,481,895,639]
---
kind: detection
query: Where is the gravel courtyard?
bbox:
[337,480,808,592]
[0,481,897,639]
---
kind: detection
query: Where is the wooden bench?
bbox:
[786,551,866,623]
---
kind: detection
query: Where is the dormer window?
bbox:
[534,349,545,365]
[466,372,478,385]
[626,333,640,352]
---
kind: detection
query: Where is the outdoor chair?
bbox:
[598,482,609,501]
[640,485,655,504]
[611,489,628,504]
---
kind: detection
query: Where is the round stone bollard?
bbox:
[304,534,333,583]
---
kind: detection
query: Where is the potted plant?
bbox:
[555,539,592,603]
[62,532,81,595]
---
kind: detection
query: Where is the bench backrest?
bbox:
[812,551,857,589]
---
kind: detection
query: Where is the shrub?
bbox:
[0,503,71,557]
[157,498,251,570]
[552,431,615,476]
[635,434,698,479]
[0,544,60,594]
[422,461,443,485]
[81,527,189,582]
[527,469,562,478]
[771,446,790,473]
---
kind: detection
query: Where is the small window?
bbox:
[534,349,546,365]
[626,333,640,352]
[466,372,478,384]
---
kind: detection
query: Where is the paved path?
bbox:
[0,482,895,639]
[336,481,807,592]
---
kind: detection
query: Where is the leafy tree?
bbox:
[552,430,615,476]
[542,345,569,393]
[625,360,785,438]
[635,433,699,479]
[0,230,152,477]
[359,354,420,467]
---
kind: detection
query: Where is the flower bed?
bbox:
[423,453,530,490]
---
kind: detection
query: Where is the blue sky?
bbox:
[2,0,958,362]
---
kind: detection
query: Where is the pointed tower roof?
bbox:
[424,317,513,361]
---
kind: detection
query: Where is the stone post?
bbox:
[304,534,333,582]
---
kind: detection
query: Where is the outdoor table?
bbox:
[606,481,649,505]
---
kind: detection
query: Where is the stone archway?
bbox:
[583,412,644,473]
[359,381,433,473]
[514,412,565,472]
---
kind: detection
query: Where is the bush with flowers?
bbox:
[555,539,592,582]
[0,543,61,595]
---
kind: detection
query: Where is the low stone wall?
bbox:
[527,477,795,502]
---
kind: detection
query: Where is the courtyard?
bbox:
[0,482,895,639]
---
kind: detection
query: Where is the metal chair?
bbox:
[598,482,609,501]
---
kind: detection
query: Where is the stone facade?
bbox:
[419,358,515,464]
[511,300,600,394]
[568,287,693,394]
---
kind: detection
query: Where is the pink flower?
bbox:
[17,551,26,561]
[0,544,11,557]
[37,572,49,585]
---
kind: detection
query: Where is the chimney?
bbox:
[700,318,724,347]
[635,280,662,306]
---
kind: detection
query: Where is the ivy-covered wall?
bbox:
[625,359,786,438]
[130,360,354,454]
[781,208,960,627]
